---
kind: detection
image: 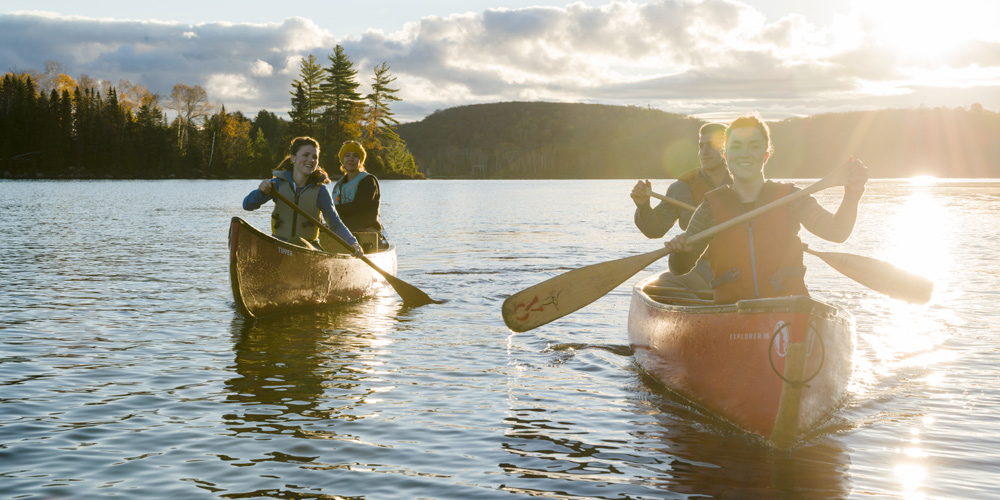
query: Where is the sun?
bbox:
[854,0,998,59]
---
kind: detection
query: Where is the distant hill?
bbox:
[398,102,1000,179]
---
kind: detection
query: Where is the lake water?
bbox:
[1,178,998,499]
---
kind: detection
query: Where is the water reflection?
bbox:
[630,372,851,499]
[847,181,959,500]
[224,299,402,439]
[498,367,852,498]
[883,187,953,292]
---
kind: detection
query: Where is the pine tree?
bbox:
[289,55,326,134]
[288,83,311,137]
[322,45,363,144]
[365,62,402,146]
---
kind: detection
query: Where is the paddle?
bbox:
[803,245,932,304]
[269,187,441,307]
[649,192,697,212]
[502,173,845,332]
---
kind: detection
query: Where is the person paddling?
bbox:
[331,141,383,233]
[631,122,732,296]
[242,136,363,257]
[664,113,868,303]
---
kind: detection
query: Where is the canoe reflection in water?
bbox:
[499,347,850,499]
[224,301,401,439]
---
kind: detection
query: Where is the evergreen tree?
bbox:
[322,45,363,145]
[365,62,402,146]
[289,55,326,134]
[288,83,311,138]
[250,109,286,170]
[250,128,272,175]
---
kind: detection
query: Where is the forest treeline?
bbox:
[398,101,1000,179]
[0,49,424,180]
[5,56,998,181]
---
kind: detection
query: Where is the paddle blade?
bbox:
[806,248,933,304]
[360,255,442,307]
[502,247,671,332]
[386,275,442,307]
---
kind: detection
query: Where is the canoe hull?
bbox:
[627,274,855,447]
[229,217,397,318]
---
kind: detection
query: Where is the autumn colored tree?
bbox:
[168,83,212,152]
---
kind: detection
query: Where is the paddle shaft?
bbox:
[649,192,697,212]
[268,187,440,306]
[502,173,843,332]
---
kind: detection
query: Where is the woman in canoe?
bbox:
[242,136,363,257]
[331,141,383,234]
[664,113,868,303]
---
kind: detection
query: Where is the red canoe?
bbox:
[627,272,856,448]
[228,217,397,318]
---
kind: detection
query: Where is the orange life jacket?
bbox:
[677,168,716,206]
[705,181,808,303]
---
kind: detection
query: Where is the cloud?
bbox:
[2,1,999,123]
[251,59,273,77]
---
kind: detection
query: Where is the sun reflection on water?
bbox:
[882,189,952,285]
[850,185,953,396]
[851,181,959,500]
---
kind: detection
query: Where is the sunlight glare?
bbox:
[854,0,998,58]
[884,191,950,287]
[908,175,937,186]
[866,187,951,374]
[894,463,927,499]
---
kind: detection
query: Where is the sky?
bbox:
[2,0,999,123]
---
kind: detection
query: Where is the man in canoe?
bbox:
[243,136,363,257]
[664,113,868,303]
[630,122,732,295]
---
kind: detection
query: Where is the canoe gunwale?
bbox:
[636,288,847,324]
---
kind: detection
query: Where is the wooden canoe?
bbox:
[627,272,856,448]
[228,217,397,318]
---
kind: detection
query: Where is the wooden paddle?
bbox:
[502,173,845,332]
[649,192,697,212]
[803,245,932,304]
[269,188,441,307]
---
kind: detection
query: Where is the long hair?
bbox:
[275,136,330,185]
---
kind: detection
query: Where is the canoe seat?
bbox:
[319,230,388,254]
[354,231,386,252]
